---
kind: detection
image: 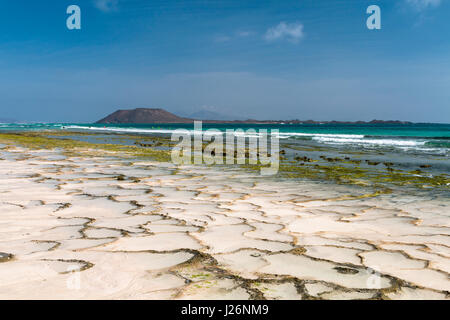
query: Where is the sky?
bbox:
[0,0,449,123]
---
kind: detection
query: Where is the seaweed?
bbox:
[1,131,448,191]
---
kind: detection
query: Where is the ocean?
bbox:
[1,122,449,156]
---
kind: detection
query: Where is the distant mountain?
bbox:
[0,117,17,123]
[96,108,193,124]
[96,108,413,125]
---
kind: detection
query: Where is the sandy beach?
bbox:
[0,138,449,300]
[2,0,450,306]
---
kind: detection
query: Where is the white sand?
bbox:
[0,146,449,299]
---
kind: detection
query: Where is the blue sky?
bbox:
[0,0,449,122]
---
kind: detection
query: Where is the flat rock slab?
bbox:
[0,146,449,299]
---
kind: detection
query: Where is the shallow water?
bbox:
[1,122,449,155]
[42,127,450,184]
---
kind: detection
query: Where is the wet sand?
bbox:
[0,144,449,299]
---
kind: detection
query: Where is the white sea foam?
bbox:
[277,132,365,139]
[65,125,365,139]
[313,136,426,147]
[62,125,446,154]
[65,125,269,138]
[64,125,178,135]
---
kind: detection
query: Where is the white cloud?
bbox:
[94,0,119,12]
[406,0,442,10]
[214,35,232,43]
[237,31,254,37]
[264,22,304,43]
[214,31,254,43]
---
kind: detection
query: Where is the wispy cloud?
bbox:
[214,31,255,43]
[236,31,254,38]
[264,22,304,43]
[214,35,232,43]
[405,0,442,11]
[94,0,119,12]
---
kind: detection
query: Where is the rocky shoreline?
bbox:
[0,138,448,299]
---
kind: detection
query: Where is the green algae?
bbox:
[1,132,448,191]
[278,161,449,189]
[0,132,171,162]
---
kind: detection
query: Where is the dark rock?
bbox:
[0,252,13,263]
[97,108,193,124]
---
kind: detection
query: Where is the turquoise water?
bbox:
[1,122,449,155]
